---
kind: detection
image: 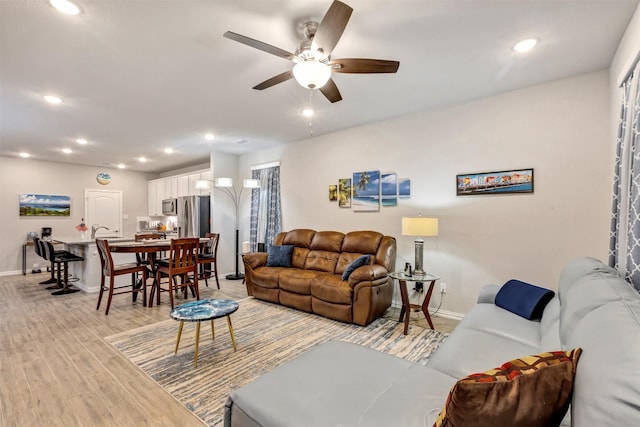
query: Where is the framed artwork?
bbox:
[352,170,380,212]
[399,178,411,198]
[329,185,337,201]
[457,168,534,195]
[19,194,71,216]
[338,178,352,208]
[381,172,398,207]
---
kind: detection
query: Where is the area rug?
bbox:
[105,298,448,426]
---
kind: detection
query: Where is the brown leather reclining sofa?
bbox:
[242,229,396,326]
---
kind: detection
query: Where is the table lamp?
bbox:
[401,216,438,276]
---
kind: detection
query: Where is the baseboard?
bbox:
[0,270,23,277]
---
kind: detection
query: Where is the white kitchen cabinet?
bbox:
[148,179,162,216]
[164,177,178,198]
[177,175,189,196]
[148,170,211,214]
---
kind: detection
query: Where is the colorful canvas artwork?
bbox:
[19,194,71,216]
[338,178,352,208]
[381,173,398,206]
[329,185,337,201]
[352,170,380,212]
[399,178,411,198]
[457,168,534,195]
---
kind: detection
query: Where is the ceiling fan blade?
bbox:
[224,31,295,61]
[252,70,294,90]
[311,1,353,56]
[329,58,400,74]
[319,78,342,103]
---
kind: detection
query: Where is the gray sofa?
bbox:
[224,257,640,426]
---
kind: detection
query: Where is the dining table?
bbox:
[109,237,209,303]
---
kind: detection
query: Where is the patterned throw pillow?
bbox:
[433,348,582,427]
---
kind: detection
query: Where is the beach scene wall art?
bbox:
[457,168,534,195]
[381,173,398,206]
[399,178,411,198]
[352,170,380,211]
[20,194,71,216]
[338,178,352,208]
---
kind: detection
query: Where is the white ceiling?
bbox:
[1,0,638,173]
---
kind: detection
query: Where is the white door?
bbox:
[85,189,122,238]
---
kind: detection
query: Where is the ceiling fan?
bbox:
[223,0,400,103]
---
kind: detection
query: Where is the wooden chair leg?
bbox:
[96,275,106,310]
[105,277,115,315]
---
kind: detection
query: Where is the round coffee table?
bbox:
[170,298,239,367]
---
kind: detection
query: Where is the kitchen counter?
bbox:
[55,236,137,293]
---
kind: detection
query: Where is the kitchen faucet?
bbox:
[91,224,109,239]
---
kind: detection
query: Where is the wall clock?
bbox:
[96,172,111,185]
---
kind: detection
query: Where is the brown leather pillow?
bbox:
[433,348,582,427]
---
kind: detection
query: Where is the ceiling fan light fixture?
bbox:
[293,60,331,89]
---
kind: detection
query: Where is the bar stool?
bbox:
[96,239,148,315]
[43,241,84,295]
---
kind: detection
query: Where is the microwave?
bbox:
[162,198,178,215]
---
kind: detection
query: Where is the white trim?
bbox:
[432,308,465,321]
[0,270,23,277]
[250,160,280,171]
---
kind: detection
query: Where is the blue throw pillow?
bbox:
[342,255,371,281]
[495,279,555,320]
[266,245,294,267]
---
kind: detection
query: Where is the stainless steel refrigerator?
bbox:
[176,195,210,238]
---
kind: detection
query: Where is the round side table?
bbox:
[389,272,440,335]
[170,298,239,367]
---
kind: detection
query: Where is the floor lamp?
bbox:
[195,177,260,280]
[401,216,439,276]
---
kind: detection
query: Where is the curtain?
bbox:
[249,165,282,251]
[610,62,640,290]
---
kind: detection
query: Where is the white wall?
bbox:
[240,71,611,315]
[0,157,155,275]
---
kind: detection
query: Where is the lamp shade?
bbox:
[402,217,438,237]
[214,177,233,188]
[292,60,332,89]
[243,178,260,189]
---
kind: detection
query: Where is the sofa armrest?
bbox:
[477,284,501,304]
[243,252,268,269]
[348,264,388,287]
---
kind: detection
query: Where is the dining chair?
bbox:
[197,232,220,289]
[134,232,162,274]
[150,237,199,309]
[96,238,148,315]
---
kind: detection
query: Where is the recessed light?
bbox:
[43,95,62,104]
[513,38,538,53]
[117,164,126,169]
[205,133,215,141]
[302,109,314,117]
[76,138,87,145]
[138,157,147,163]
[19,152,30,158]
[50,0,80,15]
[62,148,72,154]
[164,148,174,154]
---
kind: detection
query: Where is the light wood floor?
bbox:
[0,272,458,426]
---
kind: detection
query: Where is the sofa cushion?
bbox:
[309,231,344,252]
[433,348,582,427]
[279,269,318,295]
[427,326,539,379]
[304,250,340,273]
[281,229,315,248]
[342,230,382,254]
[342,255,371,280]
[251,267,286,289]
[266,245,294,267]
[495,279,555,320]
[310,274,352,304]
[336,252,369,275]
